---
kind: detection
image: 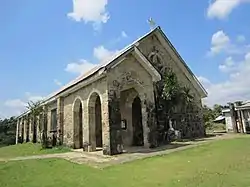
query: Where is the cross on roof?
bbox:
[147,17,156,31]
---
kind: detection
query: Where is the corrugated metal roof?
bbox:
[18,26,207,117]
[42,27,160,102]
[213,115,225,122]
[237,102,250,109]
[222,108,230,113]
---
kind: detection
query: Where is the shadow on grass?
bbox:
[124,143,191,154]
[123,133,228,154]
[176,132,226,143]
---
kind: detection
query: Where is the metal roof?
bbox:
[237,102,250,109]
[42,27,160,103]
[18,26,207,117]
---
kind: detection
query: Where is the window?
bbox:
[51,109,57,131]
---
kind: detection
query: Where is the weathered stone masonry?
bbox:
[16,26,207,155]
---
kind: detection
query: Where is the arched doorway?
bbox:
[88,92,103,150]
[132,96,144,146]
[95,96,102,147]
[73,98,83,149]
[33,118,37,143]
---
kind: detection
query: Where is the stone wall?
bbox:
[137,34,205,139]
[46,101,57,132]
[60,77,108,148]
[107,55,156,154]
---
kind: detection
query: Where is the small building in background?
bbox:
[235,101,250,133]
[222,101,250,134]
[222,108,233,132]
[213,115,225,124]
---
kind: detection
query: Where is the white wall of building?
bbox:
[224,112,233,132]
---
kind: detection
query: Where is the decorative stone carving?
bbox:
[112,71,144,91]
[148,46,168,75]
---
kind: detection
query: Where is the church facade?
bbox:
[16,27,207,155]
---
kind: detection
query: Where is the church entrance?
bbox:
[88,92,103,151]
[132,96,144,146]
[95,96,103,148]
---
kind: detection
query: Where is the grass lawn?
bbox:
[1,137,250,187]
[0,143,70,158]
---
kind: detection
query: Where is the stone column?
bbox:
[141,99,150,148]
[88,99,96,152]
[20,118,24,143]
[102,92,111,155]
[43,105,48,132]
[107,90,123,155]
[144,85,158,148]
[28,115,33,142]
[241,110,246,133]
[23,117,27,142]
[36,115,41,143]
[16,118,20,144]
[57,97,64,145]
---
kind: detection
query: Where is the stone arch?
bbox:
[87,89,103,105]
[73,97,84,149]
[88,92,103,151]
[120,88,145,147]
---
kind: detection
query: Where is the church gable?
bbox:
[137,28,207,99]
[106,53,155,92]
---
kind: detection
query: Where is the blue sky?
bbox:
[1,0,250,118]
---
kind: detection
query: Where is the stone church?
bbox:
[16,26,207,155]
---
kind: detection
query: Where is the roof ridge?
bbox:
[42,27,160,102]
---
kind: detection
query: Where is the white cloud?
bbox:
[208,30,250,56]
[121,31,128,38]
[65,45,118,75]
[108,31,129,46]
[65,59,96,74]
[93,45,118,62]
[54,79,62,86]
[2,93,44,118]
[67,0,110,30]
[210,30,230,54]
[237,35,246,43]
[201,52,250,106]
[207,0,249,19]
[24,92,44,102]
[218,56,236,72]
[4,99,26,108]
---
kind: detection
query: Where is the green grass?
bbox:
[1,137,250,186]
[0,143,70,158]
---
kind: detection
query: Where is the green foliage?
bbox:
[203,105,215,123]
[162,70,194,114]
[213,104,223,117]
[181,86,194,105]
[157,70,196,143]
[203,104,228,132]
[0,117,17,147]
[162,70,181,103]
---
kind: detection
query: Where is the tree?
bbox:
[213,104,223,117]
[0,117,17,146]
[161,70,197,141]
[180,86,194,110]
[203,105,215,123]
[162,69,182,114]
